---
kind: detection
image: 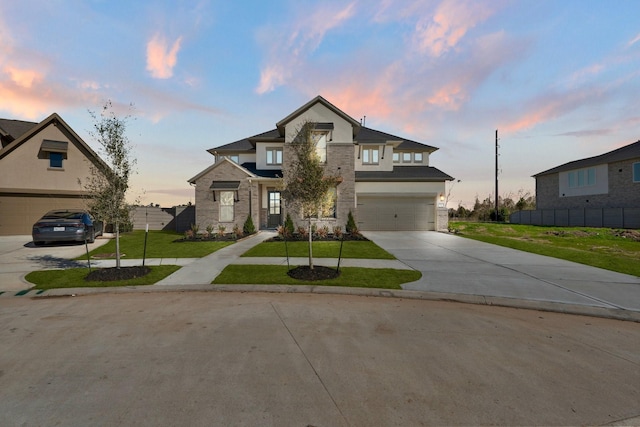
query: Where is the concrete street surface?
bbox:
[1,292,639,426]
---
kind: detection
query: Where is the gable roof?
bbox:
[534,139,640,177]
[276,95,361,136]
[0,113,109,172]
[207,96,439,154]
[187,156,256,184]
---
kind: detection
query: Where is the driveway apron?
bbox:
[363,231,640,312]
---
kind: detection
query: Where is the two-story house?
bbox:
[0,113,108,235]
[188,96,453,232]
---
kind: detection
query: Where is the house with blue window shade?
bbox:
[189,95,454,232]
[0,113,108,235]
[533,139,640,210]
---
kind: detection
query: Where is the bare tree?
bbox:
[81,101,137,268]
[282,121,340,270]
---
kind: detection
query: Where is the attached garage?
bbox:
[357,195,435,231]
[0,193,88,236]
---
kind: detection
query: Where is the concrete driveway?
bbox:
[364,231,640,314]
[0,235,109,291]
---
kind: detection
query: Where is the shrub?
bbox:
[233,224,243,239]
[333,226,343,239]
[184,229,194,240]
[297,226,308,238]
[217,224,226,237]
[243,215,256,235]
[190,223,199,235]
[346,210,357,234]
[284,213,295,237]
[316,225,329,238]
[206,224,215,236]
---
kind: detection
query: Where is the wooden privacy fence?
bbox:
[510,208,640,229]
[131,205,195,233]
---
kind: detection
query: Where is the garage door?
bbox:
[0,195,87,236]
[357,196,435,231]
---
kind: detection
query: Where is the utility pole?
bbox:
[495,129,499,222]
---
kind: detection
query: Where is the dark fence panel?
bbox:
[510,208,640,229]
[131,206,195,233]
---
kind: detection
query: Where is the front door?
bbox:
[267,191,282,228]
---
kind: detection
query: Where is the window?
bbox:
[49,152,63,168]
[314,133,327,163]
[393,152,400,163]
[219,191,234,222]
[266,147,283,165]
[229,155,239,164]
[414,152,423,163]
[362,148,379,165]
[402,152,412,163]
[325,187,337,218]
[634,162,640,182]
[568,167,596,188]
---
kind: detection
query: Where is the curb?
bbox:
[29,284,640,323]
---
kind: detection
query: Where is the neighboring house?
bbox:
[533,139,640,210]
[0,113,107,235]
[189,96,453,232]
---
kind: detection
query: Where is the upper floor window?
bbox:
[414,152,423,163]
[402,152,412,163]
[49,152,63,168]
[393,152,400,163]
[568,167,596,188]
[229,155,239,164]
[633,162,640,182]
[314,133,327,163]
[266,147,283,165]
[362,148,379,165]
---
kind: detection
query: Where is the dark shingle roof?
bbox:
[355,127,438,152]
[207,129,281,154]
[241,162,282,178]
[0,118,38,147]
[534,139,640,177]
[356,166,453,182]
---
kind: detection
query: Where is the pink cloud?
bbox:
[255,2,357,94]
[146,33,183,79]
[413,0,497,56]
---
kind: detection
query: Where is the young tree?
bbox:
[282,121,340,270]
[82,101,137,268]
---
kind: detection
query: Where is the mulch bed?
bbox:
[287,265,341,281]
[268,233,368,242]
[85,266,151,282]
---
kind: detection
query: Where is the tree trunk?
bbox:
[308,217,313,270]
[115,219,121,269]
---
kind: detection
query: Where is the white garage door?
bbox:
[357,196,435,231]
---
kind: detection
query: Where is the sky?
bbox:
[2,0,640,209]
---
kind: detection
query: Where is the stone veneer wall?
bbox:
[537,159,640,210]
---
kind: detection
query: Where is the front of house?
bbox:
[189,96,453,232]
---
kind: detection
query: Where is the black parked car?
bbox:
[32,210,103,246]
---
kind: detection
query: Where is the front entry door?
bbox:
[267,191,282,228]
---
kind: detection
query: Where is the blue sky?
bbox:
[2,0,639,208]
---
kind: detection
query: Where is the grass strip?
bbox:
[241,240,395,259]
[213,265,420,289]
[77,230,235,260]
[26,265,181,290]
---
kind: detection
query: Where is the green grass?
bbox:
[213,265,421,289]
[26,265,182,290]
[77,230,234,260]
[449,221,640,277]
[241,240,395,259]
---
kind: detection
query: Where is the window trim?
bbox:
[633,162,640,183]
[362,147,379,165]
[266,147,283,165]
[219,191,235,222]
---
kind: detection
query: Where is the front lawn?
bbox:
[26,265,182,289]
[449,221,640,277]
[213,265,421,289]
[241,240,395,259]
[78,230,234,260]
